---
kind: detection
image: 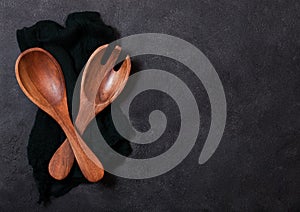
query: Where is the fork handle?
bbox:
[48,101,97,180]
[61,115,104,182]
[48,140,74,180]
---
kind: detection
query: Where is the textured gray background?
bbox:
[0,0,299,211]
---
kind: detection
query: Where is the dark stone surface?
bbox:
[0,0,299,211]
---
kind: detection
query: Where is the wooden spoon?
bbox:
[48,45,131,180]
[15,47,104,182]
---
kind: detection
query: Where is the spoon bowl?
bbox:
[16,50,65,107]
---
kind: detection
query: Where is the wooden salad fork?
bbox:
[48,44,131,180]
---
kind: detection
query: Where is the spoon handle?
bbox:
[59,113,104,182]
[49,101,102,180]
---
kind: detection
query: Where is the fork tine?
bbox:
[102,45,122,71]
[115,55,130,73]
[107,56,131,103]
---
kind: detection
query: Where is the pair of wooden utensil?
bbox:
[15,45,131,182]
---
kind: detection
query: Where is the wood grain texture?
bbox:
[15,47,104,182]
[48,45,131,180]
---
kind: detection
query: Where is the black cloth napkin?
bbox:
[16,11,132,204]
